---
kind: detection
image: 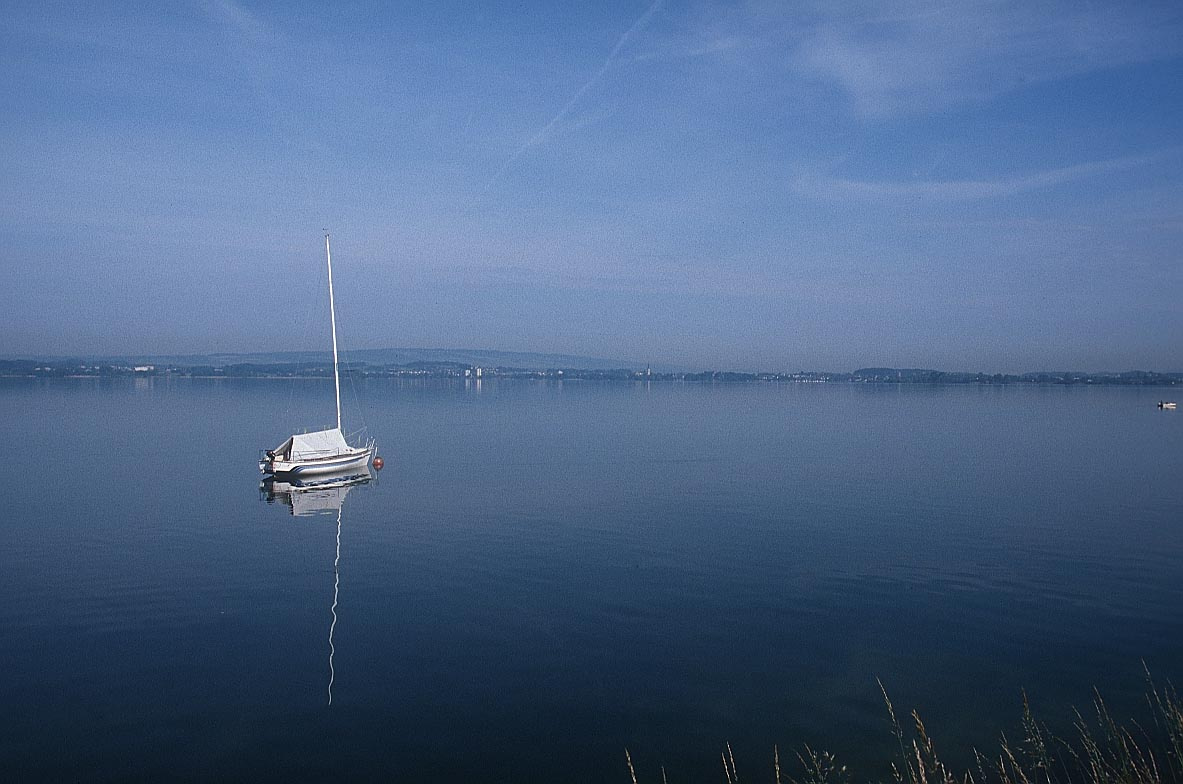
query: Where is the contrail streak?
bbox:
[487,0,662,188]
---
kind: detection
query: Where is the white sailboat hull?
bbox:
[260,443,373,476]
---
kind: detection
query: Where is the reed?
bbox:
[626,670,1183,784]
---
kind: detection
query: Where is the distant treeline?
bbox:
[3,359,1180,386]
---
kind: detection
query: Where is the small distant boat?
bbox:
[260,235,375,476]
[1159,401,1177,410]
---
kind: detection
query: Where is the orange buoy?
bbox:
[373,456,384,470]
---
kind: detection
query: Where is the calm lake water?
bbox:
[2,377,1181,782]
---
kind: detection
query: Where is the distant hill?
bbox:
[12,348,682,372]
[4,356,1178,384]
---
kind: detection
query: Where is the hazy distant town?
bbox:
[3,356,1180,386]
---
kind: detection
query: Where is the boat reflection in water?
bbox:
[260,469,372,705]
[261,469,372,517]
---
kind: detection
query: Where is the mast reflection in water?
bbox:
[261,469,373,705]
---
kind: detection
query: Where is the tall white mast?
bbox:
[325,233,342,432]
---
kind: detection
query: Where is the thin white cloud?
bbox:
[487,0,662,187]
[646,1,1183,118]
[794,151,1173,202]
[207,0,269,43]
[797,1,1183,116]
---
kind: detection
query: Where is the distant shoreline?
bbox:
[2,359,1180,386]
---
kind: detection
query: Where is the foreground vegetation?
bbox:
[626,673,1183,784]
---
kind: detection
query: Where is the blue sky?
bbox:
[2,0,1181,371]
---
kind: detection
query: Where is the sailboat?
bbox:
[259,234,375,476]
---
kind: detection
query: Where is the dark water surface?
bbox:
[2,378,1181,782]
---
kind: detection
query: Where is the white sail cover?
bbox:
[280,428,350,461]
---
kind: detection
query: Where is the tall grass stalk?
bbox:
[625,674,1183,784]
